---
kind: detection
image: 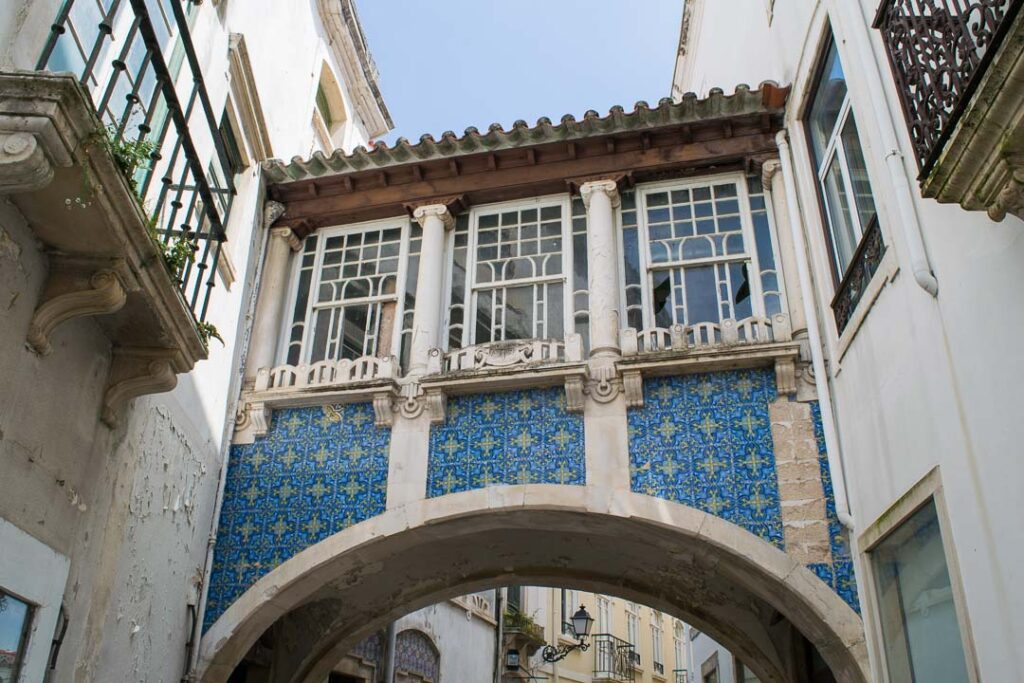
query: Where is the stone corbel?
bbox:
[101,347,180,427]
[233,399,272,441]
[0,104,76,195]
[622,370,645,408]
[564,376,585,413]
[27,257,136,355]
[373,390,395,428]
[774,357,798,397]
[986,151,1024,222]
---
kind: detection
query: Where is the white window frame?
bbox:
[813,96,872,276]
[625,601,640,647]
[447,194,574,348]
[626,172,770,331]
[596,596,612,635]
[278,217,412,365]
[857,468,980,683]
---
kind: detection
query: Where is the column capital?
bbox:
[579,178,622,210]
[270,226,302,251]
[761,159,783,191]
[412,204,456,230]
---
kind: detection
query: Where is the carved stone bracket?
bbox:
[564,376,585,413]
[774,357,798,397]
[27,257,135,355]
[584,361,623,404]
[102,347,180,427]
[622,370,645,408]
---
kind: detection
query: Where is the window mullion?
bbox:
[300,238,328,364]
[834,126,865,243]
[737,178,765,319]
[637,190,655,331]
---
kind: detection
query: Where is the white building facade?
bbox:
[675,1,1024,681]
[0,1,389,681]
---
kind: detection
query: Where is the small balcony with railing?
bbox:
[592,633,636,683]
[1,0,235,424]
[874,0,1024,220]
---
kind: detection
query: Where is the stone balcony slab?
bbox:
[0,71,207,425]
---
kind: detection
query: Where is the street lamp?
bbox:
[541,606,595,663]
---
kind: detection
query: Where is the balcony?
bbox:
[673,670,689,683]
[0,0,233,423]
[592,633,636,683]
[875,0,1024,220]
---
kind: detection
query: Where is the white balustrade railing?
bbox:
[255,356,398,392]
[427,334,585,375]
[620,314,792,357]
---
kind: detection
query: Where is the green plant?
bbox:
[162,233,197,273]
[98,124,156,192]
[504,609,544,640]
[196,321,223,347]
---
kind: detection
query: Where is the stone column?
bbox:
[762,160,808,337]
[409,204,454,375]
[580,179,622,359]
[247,224,300,379]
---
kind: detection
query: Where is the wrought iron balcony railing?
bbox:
[593,634,636,683]
[831,216,886,333]
[36,0,235,322]
[672,669,689,683]
[874,0,1024,175]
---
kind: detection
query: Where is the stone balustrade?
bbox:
[621,314,793,356]
[426,335,585,375]
[255,356,399,392]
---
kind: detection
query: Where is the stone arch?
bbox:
[198,486,867,683]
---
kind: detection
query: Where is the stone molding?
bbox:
[264,201,287,230]
[26,257,134,355]
[227,34,274,162]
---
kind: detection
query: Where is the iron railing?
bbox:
[37,0,235,322]
[874,0,1024,175]
[673,669,689,683]
[831,216,886,333]
[593,634,636,682]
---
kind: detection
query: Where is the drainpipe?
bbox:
[493,589,504,683]
[831,0,938,297]
[775,130,855,530]
[382,621,398,683]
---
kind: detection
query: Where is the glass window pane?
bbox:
[684,266,718,325]
[840,116,879,233]
[872,500,971,683]
[822,157,860,274]
[808,42,848,166]
[0,590,31,682]
[503,285,534,340]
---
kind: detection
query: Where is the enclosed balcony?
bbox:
[875,0,1024,220]
[235,84,804,438]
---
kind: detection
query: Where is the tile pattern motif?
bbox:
[628,369,785,548]
[204,403,389,630]
[427,388,585,496]
[809,401,861,613]
[396,629,441,680]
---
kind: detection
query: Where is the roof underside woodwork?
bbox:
[266,83,789,235]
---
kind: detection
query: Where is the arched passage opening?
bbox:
[199,487,866,683]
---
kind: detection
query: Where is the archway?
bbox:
[199,486,866,683]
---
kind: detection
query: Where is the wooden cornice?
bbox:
[269,112,783,235]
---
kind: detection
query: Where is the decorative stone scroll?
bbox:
[101,347,181,427]
[26,256,135,355]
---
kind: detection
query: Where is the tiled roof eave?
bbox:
[263,82,789,185]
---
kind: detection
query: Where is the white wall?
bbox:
[677,1,1024,680]
[396,599,496,683]
[0,1,384,681]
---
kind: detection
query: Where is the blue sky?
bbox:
[357,0,685,144]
